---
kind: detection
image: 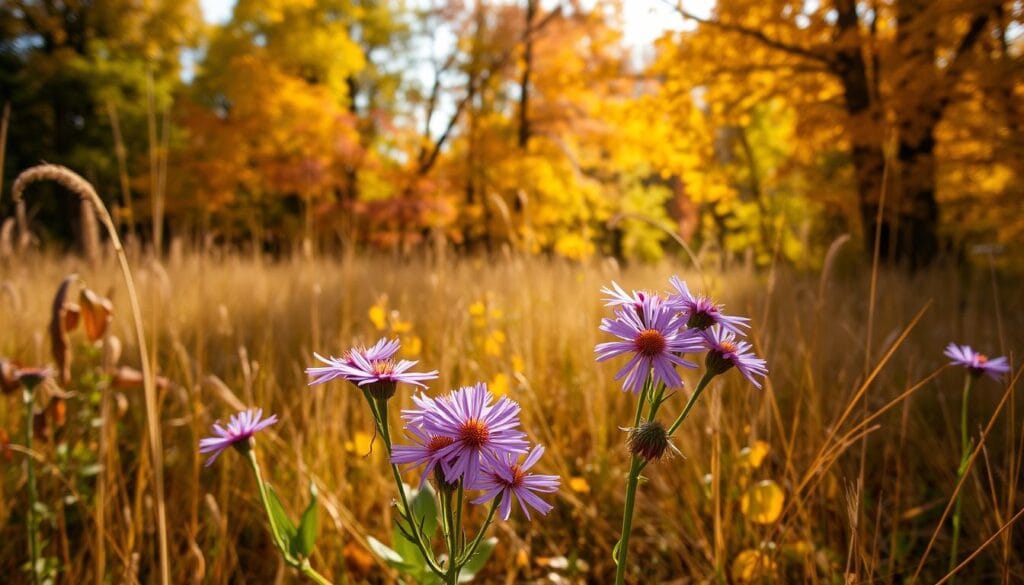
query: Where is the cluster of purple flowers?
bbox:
[392,383,559,520]
[596,277,767,392]
[308,339,559,521]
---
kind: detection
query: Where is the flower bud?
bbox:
[433,465,459,494]
[705,348,736,377]
[365,379,398,401]
[628,420,671,462]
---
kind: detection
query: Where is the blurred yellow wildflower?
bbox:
[741,479,785,524]
[490,372,510,396]
[569,477,591,494]
[403,335,422,358]
[345,431,376,459]
[731,549,777,583]
[511,353,526,374]
[484,330,506,356]
[738,440,771,469]
[368,297,388,331]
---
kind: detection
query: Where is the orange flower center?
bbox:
[459,418,490,449]
[977,354,988,364]
[634,329,667,357]
[428,435,455,453]
[719,341,738,353]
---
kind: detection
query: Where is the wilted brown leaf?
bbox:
[80,288,114,342]
[49,274,77,385]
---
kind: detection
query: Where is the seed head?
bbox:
[628,420,671,462]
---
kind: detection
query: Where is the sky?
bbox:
[197,0,712,53]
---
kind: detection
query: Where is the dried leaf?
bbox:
[80,288,113,342]
[49,274,77,385]
[0,359,18,394]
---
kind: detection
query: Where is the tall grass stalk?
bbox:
[11,165,170,585]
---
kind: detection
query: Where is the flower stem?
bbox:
[442,485,460,585]
[246,448,286,552]
[666,371,715,437]
[614,375,653,585]
[247,448,335,585]
[949,374,974,581]
[23,386,40,585]
[373,397,445,577]
[300,560,334,585]
[457,496,499,566]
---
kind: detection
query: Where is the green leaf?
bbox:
[458,537,497,582]
[292,482,320,558]
[410,483,439,539]
[367,536,419,572]
[265,484,297,555]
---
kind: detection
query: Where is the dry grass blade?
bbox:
[10,164,171,585]
[933,504,1024,585]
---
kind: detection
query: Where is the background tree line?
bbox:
[1,0,1022,268]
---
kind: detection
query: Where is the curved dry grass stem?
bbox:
[9,164,170,585]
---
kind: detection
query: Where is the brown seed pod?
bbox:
[49,274,78,386]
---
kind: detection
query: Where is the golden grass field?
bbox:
[1,247,1022,583]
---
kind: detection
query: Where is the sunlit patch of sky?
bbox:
[197,0,711,52]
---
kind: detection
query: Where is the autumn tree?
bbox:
[661,0,1020,267]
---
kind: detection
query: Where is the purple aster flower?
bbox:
[341,352,439,400]
[391,422,457,489]
[668,276,749,334]
[601,281,655,309]
[14,366,54,389]
[471,445,560,521]
[702,326,768,388]
[307,338,437,400]
[595,295,704,394]
[306,337,401,385]
[199,408,278,467]
[944,343,1010,380]
[422,383,529,487]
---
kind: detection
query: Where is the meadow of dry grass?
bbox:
[1,247,1022,583]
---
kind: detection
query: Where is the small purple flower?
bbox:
[702,326,768,388]
[421,383,529,486]
[601,281,654,309]
[471,445,560,521]
[307,338,437,399]
[595,296,704,394]
[668,276,749,334]
[199,409,278,467]
[306,338,401,385]
[391,423,456,488]
[944,343,1010,380]
[14,366,54,389]
[341,352,439,400]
